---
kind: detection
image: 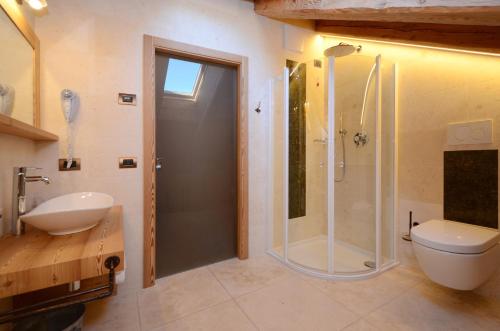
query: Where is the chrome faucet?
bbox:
[11,167,50,235]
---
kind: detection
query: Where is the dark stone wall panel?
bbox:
[287,59,306,219]
[444,150,498,229]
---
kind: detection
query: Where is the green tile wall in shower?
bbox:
[287,59,306,219]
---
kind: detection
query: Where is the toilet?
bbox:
[411,220,500,290]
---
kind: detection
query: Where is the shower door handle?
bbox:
[156,157,165,170]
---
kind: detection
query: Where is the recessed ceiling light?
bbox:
[16,0,47,10]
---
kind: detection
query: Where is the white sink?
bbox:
[21,192,114,235]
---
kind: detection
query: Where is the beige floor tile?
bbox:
[152,301,256,331]
[366,280,500,331]
[138,267,231,330]
[342,319,381,331]
[474,268,500,302]
[209,255,292,297]
[304,266,423,315]
[417,279,500,330]
[236,275,358,331]
[85,317,141,331]
[84,291,140,331]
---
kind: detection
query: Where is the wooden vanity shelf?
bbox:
[0,205,124,299]
[0,113,58,142]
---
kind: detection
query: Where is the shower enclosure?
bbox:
[268,44,398,278]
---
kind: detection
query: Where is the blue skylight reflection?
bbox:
[164,59,201,96]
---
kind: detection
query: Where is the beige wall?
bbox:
[29,0,315,292]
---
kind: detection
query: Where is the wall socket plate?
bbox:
[59,158,81,171]
[119,157,137,168]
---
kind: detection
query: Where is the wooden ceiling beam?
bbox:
[254,0,500,26]
[316,20,500,53]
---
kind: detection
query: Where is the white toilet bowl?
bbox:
[411,220,500,290]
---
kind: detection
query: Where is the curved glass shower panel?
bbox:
[286,59,328,272]
[269,73,285,258]
[268,44,397,280]
[333,54,378,273]
[381,59,397,267]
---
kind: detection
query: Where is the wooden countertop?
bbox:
[0,205,124,299]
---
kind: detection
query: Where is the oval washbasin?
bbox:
[21,192,114,235]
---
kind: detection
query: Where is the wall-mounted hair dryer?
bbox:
[61,89,78,123]
[0,84,15,116]
[61,89,79,168]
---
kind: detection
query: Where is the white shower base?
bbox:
[273,235,386,274]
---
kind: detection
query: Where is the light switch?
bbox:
[119,157,137,168]
[118,93,136,105]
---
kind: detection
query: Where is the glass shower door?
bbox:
[269,44,397,278]
[285,59,329,272]
[333,54,379,273]
[269,73,285,258]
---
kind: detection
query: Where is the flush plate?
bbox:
[447,120,492,145]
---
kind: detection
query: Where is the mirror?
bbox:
[0,2,38,127]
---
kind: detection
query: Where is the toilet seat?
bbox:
[411,219,500,254]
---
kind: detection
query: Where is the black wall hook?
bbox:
[254,101,261,114]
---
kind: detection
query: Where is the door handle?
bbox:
[156,157,164,170]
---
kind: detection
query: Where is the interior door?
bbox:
[154,53,237,277]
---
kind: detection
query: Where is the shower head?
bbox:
[324,43,361,57]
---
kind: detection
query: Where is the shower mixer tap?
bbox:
[354,132,369,147]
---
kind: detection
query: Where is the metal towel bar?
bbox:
[0,256,120,325]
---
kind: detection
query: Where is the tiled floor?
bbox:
[84,255,500,331]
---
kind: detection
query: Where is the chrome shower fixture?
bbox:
[335,112,347,182]
[355,56,379,148]
[324,42,362,58]
[353,132,368,147]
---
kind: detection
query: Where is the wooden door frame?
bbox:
[143,35,249,288]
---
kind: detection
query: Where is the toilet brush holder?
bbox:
[402,211,413,241]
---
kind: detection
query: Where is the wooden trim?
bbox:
[0,113,57,141]
[0,0,38,45]
[0,206,124,299]
[237,57,249,260]
[254,0,500,26]
[143,35,156,288]
[0,0,41,128]
[143,35,249,288]
[316,20,500,54]
[33,36,40,127]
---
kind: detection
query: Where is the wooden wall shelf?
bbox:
[0,205,125,299]
[0,113,58,142]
